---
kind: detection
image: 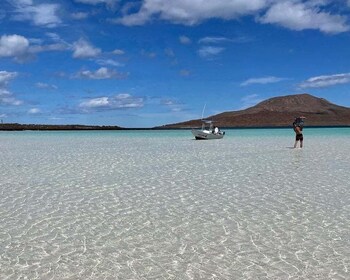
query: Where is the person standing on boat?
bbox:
[293,117,305,148]
[214,126,219,134]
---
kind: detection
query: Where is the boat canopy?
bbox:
[202,120,213,123]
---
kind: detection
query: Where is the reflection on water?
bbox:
[0,130,349,279]
[291,148,304,170]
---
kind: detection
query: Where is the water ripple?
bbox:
[0,131,349,279]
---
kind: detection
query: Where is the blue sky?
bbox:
[1,0,350,127]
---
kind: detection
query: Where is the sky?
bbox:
[1,0,350,128]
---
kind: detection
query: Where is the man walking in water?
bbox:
[293,117,305,148]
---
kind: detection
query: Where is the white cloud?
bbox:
[71,12,89,20]
[198,36,252,44]
[0,71,23,106]
[260,1,349,34]
[141,50,156,58]
[115,0,349,34]
[75,67,127,79]
[161,99,177,106]
[73,39,101,58]
[0,90,23,105]
[37,33,70,52]
[35,82,58,90]
[30,4,61,27]
[0,34,29,58]
[16,0,33,5]
[96,59,124,67]
[12,1,61,28]
[75,0,102,3]
[79,93,144,110]
[199,37,232,44]
[0,34,69,62]
[81,97,109,108]
[112,49,125,55]
[45,32,61,42]
[117,0,268,26]
[161,98,185,112]
[0,71,18,87]
[299,73,350,88]
[115,8,150,26]
[198,46,225,58]
[49,117,64,121]
[30,43,69,53]
[241,94,263,109]
[240,76,287,86]
[179,36,192,45]
[28,108,41,114]
[75,0,119,6]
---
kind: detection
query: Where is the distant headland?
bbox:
[158,93,350,128]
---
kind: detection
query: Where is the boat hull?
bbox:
[191,129,224,140]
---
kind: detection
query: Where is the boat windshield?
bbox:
[201,120,214,131]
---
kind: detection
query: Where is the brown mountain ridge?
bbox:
[160,94,350,128]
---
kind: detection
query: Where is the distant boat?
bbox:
[191,120,225,140]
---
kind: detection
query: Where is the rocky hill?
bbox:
[159,94,350,128]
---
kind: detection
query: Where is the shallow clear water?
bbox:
[0,128,349,279]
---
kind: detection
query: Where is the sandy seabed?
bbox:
[0,129,349,279]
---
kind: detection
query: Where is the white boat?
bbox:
[191,120,225,140]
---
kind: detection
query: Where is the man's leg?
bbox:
[294,140,298,148]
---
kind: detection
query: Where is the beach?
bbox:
[0,128,349,279]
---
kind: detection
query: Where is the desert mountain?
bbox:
[159,94,350,128]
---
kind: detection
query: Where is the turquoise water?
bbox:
[0,128,349,279]
[2,126,349,138]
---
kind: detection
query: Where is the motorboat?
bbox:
[191,120,225,140]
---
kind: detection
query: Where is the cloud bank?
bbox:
[241,76,287,86]
[116,0,349,34]
[198,46,225,58]
[299,73,350,88]
[74,67,127,79]
[0,34,70,62]
[0,34,30,61]
[259,1,349,34]
[79,93,144,110]
[0,71,23,106]
[73,39,101,58]
[11,0,62,27]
